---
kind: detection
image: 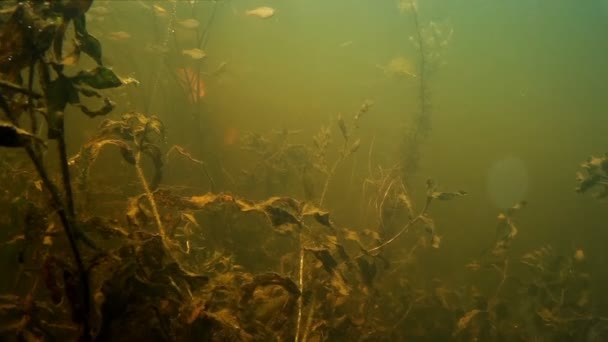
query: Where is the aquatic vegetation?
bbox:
[576,153,608,199]
[0,1,127,339]
[1,1,607,341]
[237,100,370,205]
[399,0,454,178]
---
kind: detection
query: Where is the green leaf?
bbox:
[81,33,102,65]
[0,122,44,148]
[74,15,103,65]
[73,66,122,89]
[77,97,115,117]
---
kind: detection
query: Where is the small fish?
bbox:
[246,6,275,19]
[182,48,206,60]
[108,31,131,41]
[153,4,167,16]
[178,18,199,29]
[88,6,110,16]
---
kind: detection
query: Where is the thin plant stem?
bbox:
[134,149,168,245]
[295,239,305,342]
[319,159,340,207]
[301,295,316,342]
[367,196,431,254]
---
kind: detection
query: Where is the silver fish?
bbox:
[246,6,275,19]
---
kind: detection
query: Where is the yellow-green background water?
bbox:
[78,0,608,307]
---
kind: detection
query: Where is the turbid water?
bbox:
[2,0,608,340]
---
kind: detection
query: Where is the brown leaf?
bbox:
[240,273,300,305]
[453,309,481,336]
[301,202,333,228]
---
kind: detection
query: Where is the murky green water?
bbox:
[3,0,608,340]
[90,0,608,276]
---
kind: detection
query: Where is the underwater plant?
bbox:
[2,1,608,342]
[398,0,453,178]
[576,153,608,199]
[0,1,128,339]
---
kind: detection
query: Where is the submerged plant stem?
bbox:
[367,196,431,254]
[301,295,316,342]
[402,1,431,177]
[412,4,428,127]
[134,150,170,254]
[319,160,339,207]
[295,242,305,342]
